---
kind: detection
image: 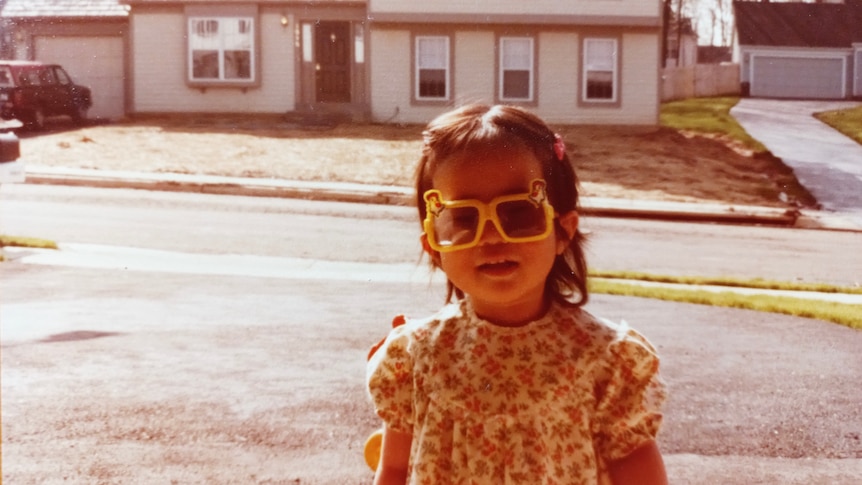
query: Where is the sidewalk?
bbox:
[6,242,862,305]
[20,165,862,232]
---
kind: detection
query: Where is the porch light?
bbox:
[281,14,289,27]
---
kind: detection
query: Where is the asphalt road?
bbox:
[2,186,862,484]
[3,184,861,286]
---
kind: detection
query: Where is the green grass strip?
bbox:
[813,105,862,146]
[589,270,862,295]
[589,279,862,330]
[660,96,768,153]
[0,235,58,250]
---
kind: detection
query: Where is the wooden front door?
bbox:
[315,22,351,103]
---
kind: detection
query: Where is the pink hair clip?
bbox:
[553,134,566,161]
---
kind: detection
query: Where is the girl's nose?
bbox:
[478,218,505,245]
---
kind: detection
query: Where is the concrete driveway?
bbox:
[731,99,862,226]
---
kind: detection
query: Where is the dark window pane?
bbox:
[586,71,614,99]
[224,50,251,79]
[503,70,530,99]
[419,69,446,98]
[193,50,219,79]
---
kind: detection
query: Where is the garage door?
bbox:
[34,36,124,120]
[751,55,844,99]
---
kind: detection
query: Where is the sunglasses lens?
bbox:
[433,206,480,248]
[497,200,548,239]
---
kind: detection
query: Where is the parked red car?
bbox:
[0,60,92,130]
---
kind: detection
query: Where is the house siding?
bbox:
[855,45,862,98]
[618,32,660,124]
[370,24,660,125]
[120,1,663,124]
[369,29,415,122]
[130,8,295,114]
[535,32,579,123]
[453,31,495,105]
[369,0,658,20]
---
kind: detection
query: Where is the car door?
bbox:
[37,66,64,116]
[52,66,81,115]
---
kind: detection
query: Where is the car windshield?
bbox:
[0,67,13,87]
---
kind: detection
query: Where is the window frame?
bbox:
[186,15,258,88]
[580,37,620,106]
[497,36,536,104]
[413,34,452,104]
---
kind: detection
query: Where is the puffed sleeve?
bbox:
[366,323,415,433]
[592,321,666,461]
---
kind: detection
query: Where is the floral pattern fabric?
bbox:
[367,299,666,485]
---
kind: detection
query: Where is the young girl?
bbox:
[367,104,667,484]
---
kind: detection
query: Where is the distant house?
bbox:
[664,17,698,68]
[0,0,129,120]
[733,0,862,100]
[3,0,668,125]
[697,46,731,65]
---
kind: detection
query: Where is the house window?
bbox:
[583,38,617,102]
[415,36,449,100]
[189,17,255,82]
[500,37,534,102]
[355,23,365,64]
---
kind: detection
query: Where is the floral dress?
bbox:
[366,299,666,485]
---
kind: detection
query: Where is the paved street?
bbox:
[2,186,861,484]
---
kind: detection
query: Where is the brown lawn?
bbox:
[18,115,816,208]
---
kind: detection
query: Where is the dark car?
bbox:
[0,60,92,130]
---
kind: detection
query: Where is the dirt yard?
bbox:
[17,115,817,209]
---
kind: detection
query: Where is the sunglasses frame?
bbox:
[423,179,555,252]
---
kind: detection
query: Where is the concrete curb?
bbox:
[19,166,862,232]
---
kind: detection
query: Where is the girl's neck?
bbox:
[469,296,551,327]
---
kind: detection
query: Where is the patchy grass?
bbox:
[660,96,768,153]
[589,279,862,330]
[813,104,862,146]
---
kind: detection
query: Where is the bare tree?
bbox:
[687,0,734,46]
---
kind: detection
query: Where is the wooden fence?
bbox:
[661,64,741,101]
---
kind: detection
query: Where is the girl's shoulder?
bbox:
[552,304,660,357]
[374,302,465,346]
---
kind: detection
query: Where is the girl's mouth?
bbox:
[478,260,519,276]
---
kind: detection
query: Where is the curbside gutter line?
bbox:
[20,170,860,232]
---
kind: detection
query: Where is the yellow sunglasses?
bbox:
[423,179,555,252]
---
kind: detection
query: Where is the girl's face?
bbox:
[424,145,574,327]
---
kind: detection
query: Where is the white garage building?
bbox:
[734,1,862,100]
[0,0,129,121]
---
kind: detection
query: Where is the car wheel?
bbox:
[25,108,45,131]
[70,103,88,125]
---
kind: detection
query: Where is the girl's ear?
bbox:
[556,211,579,255]
[420,233,441,264]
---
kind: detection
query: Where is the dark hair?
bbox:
[415,104,589,307]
